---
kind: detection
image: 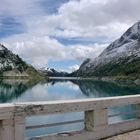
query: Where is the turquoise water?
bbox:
[0,79,140,137]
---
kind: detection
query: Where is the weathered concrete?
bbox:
[85,109,108,131]
[105,129,140,140]
[1,95,140,140]
[14,95,140,116]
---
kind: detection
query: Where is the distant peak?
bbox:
[0,44,7,50]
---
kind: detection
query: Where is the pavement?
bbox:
[105,130,140,140]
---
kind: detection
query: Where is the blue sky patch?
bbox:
[48,59,81,71]
[0,15,25,38]
[55,36,107,45]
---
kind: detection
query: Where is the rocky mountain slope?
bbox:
[0,44,28,73]
[0,44,44,79]
[76,21,140,78]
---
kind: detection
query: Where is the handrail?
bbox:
[14,94,140,116]
[0,94,140,140]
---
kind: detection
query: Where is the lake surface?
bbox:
[0,79,140,138]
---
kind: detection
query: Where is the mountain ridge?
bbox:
[75,21,140,78]
[0,44,44,80]
[40,67,69,77]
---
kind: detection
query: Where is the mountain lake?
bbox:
[0,78,140,138]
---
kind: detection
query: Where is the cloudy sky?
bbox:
[0,0,140,72]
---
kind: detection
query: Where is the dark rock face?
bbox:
[0,44,28,73]
[0,44,43,79]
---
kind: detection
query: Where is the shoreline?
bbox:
[0,76,140,86]
[49,76,140,86]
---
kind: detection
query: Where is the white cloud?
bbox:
[2,34,107,68]
[2,35,66,68]
[67,43,108,60]
[25,0,140,40]
[1,0,140,40]
[1,0,140,70]
[0,0,43,17]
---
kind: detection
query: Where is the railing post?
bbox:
[0,105,26,140]
[84,108,108,131]
[0,118,15,140]
[14,116,25,140]
[136,104,140,119]
[0,121,1,140]
[0,117,25,140]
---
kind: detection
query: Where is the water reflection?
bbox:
[0,79,140,103]
[70,80,140,97]
[0,80,34,103]
[0,79,140,137]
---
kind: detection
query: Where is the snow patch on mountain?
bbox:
[0,44,6,51]
[77,21,140,76]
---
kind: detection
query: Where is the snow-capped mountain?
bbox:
[76,21,140,77]
[40,67,69,77]
[0,44,6,50]
[0,44,28,72]
[0,44,43,79]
